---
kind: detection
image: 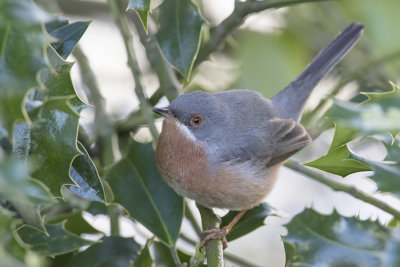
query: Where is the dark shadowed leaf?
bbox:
[221,202,275,241]
[47,21,91,59]
[134,241,153,267]
[18,224,94,256]
[152,241,175,266]
[0,0,52,136]
[155,0,204,78]
[106,140,183,245]
[68,142,105,202]
[128,0,151,31]
[304,126,370,177]
[64,213,100,235]
[67,236,141,267]
[283,208,400,267]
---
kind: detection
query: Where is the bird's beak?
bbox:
[152,107,174,120]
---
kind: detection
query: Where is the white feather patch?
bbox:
[175,121,197,142]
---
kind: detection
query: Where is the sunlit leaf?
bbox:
[304,125,371,177]
[18,224,94,256]
[67,236,140,267]
[0,0,52,136]
[127,0,151,31]
[155,0,204,79]
[283,208,400,267]
[106,140,183,245]
[221,203,275,241]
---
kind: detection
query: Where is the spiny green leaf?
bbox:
[221,202,275,241]
[304,125,370,177]
[155,0,204,79]
[331,83,400,137]
[67,236,141,267]
[128,0,151,31]
[283,208,400,267]
[18,223,94,257]
[106,140,183,245]
[67,142,105,202]
[29,98,81,197]
[0,0,52,137]
[47,21,91,59]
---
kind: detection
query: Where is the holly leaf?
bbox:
[221,202,275,241]
[47,20,91,59]
[134,241,153,267]
[67,142,106,202]
[304,126,371,177]
[128,0,151,32]
[18,223,94,256]
[155,0,204,79]
[67,236,141,267]
[29,98,81,197]
[331,83,400,137]
[106,140,183,245]
[283,208,400,267]
[0,0,52,136]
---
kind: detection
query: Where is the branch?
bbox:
[195,0,331,65]
[108,0,159,143]
[196,205,224,267]
[285,160,400,220]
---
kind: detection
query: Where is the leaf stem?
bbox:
[108,0,159,144]
[285,160,400,220]
[108,204,121,235]
[169,245,182,267]
[196,204,224,267]
[195,0,331,65]
[185,200,202,235]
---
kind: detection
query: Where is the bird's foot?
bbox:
[200,227,229,249]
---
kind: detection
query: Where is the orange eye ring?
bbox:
[190,114,204,127]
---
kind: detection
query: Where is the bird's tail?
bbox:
[272,22,364,121]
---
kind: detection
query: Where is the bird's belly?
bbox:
[156,120,281,210]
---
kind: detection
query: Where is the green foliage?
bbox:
[283,208,400,267]
[106,140,183,245]
[1,0,400,266]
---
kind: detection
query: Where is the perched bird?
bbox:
[153,23,364,248]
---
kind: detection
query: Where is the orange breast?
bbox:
[155,119,280,210]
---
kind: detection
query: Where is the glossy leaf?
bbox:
[304,126,370,177]
[67,236,141,267]
[106,140,183,245]
[331,84,400,137]
[47,21,91,59]
[221,202,275,241]
[29,98,80,197]
[283,208,400,267]
[0,0,52,136]
[18,224,94,256]
[68,142,105,202]
[128,0,151,31]
[155,0,204,78]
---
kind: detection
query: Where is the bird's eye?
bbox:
[190,114,203,127]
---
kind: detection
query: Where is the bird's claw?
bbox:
[200,227,229,249]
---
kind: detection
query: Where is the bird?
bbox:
[153,22,364,249]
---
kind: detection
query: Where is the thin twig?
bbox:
[108,0,159,143]
[285,160,400,220]
[195,0,332,65]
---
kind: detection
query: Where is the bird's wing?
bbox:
[265,118,312,167]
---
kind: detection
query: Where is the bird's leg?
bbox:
[200,209,247,249]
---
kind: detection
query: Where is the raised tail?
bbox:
[272,22,364,121]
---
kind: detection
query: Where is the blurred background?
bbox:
[36,0,400,265]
